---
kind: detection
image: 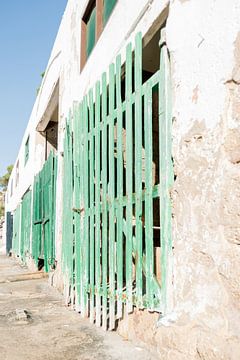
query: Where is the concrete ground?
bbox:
[0,255,157,360]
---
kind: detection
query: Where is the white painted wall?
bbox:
[5,0,240,357]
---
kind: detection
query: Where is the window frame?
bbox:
[15,160,19,187]
[24,136,30,166]
[80,0,117,71]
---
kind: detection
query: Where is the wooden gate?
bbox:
[62,30,173,329]
[20,189,32,262]
[32,152,57,272]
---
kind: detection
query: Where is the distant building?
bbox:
[5,0,240,358]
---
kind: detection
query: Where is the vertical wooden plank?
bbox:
[134,32,143,307]
[144,82,154,309]
[125,42,133,312]
[69,115,74,299]
[73,104,81,311]
[83,96,90,316]
[159,29,173,314]
[95,81,101,326]
[80,103,87,317]
[88,89,95,323]
[108,63,116,330]
[101,72,108,330]
[62,120,69,275]
[77,103,83,311]
[49,152,54,268]
[116,54,123,319]
[52,154,57,266]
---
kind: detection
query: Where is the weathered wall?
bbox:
[118,0,240,359]
[6,0,240,357]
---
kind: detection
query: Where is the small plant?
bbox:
[36,71,45,96]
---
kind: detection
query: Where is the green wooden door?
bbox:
[12,204,21,256]
[32,152,57,271]
[20,189,32,262]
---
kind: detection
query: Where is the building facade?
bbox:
[5,0,240,358]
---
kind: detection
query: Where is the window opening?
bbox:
[25,136,30,165]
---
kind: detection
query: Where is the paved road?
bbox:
[0,255,157,360]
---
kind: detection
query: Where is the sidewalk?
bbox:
[0,255,157,360]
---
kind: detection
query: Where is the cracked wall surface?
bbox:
[118,1,240,359]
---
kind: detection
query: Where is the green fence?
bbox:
[11,152,57,271]
[12,204,21,256]
[32,152,57,272]
[20,189,32,262]
[62,30,173,329]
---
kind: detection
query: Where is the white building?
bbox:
[5,0,240,358]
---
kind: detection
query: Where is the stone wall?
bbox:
[118,1,240,359]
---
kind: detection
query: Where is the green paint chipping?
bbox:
[62,30,173,329]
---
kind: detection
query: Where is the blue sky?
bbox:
[0,1,67,176]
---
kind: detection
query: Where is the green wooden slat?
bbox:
[79,103,86,315]
[62,121,68,274]
[20,189,32,263]
[12,204,21,256]
[73,104,81,310]
[144,81,154,309]
[108,62,115,330]
[125,42,133,312]
[88,89,95,323]
[69,116,75,301]
[62,116,74,290]
[159,29,173,314]
[95,81,101,326]
[116,54,123,319]
[52,155,57,265]
[101,72,108,330]
[32,173,42,266]
[134,32,143,307]
[83,96,90,316]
